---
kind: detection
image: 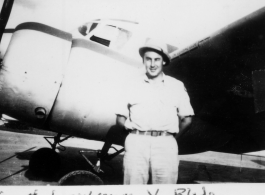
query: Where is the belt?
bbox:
[130,130,173,137]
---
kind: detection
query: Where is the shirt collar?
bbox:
[143,72,165,83]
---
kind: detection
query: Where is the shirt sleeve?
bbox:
[178,83,194,117]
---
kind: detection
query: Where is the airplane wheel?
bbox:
[29,148,61,178]
[58,170,104,185]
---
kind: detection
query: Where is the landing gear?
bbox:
[58,146,124,185]
[29,126,126,185]
[28,133,71,178]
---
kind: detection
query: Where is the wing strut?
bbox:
[0,0,14,44]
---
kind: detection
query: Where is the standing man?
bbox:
[116,39,194,184]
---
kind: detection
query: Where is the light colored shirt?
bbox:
[116,73,194,133]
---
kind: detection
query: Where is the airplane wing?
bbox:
[165,7,265,154]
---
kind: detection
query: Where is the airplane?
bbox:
[0,0,265,185]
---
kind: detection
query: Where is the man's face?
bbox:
[143,51,164,79]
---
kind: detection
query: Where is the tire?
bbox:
[59,170,104,185]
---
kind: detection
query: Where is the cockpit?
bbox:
[72,19,147,65]
[79,21,132,50]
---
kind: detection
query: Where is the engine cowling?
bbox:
[0,22,72,128]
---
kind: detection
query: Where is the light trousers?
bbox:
[123,133,179,184]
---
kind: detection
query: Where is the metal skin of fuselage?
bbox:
[0,5,265,156]
[0,20,144,143]
[165,6,265,154]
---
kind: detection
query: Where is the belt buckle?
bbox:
[151,131,158,137]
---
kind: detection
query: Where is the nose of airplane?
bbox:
[0,22,72,128]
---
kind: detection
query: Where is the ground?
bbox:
[0,121,265,185]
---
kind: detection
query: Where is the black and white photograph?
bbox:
[0,0,265,194]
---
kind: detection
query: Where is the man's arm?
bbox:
[99,114,127,160]
[116,114,127,127]
[176,116,193,139]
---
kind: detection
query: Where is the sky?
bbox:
[1,0,265,49]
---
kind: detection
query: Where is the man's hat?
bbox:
[139,38,171,66]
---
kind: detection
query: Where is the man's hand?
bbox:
[116,115,127,127]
